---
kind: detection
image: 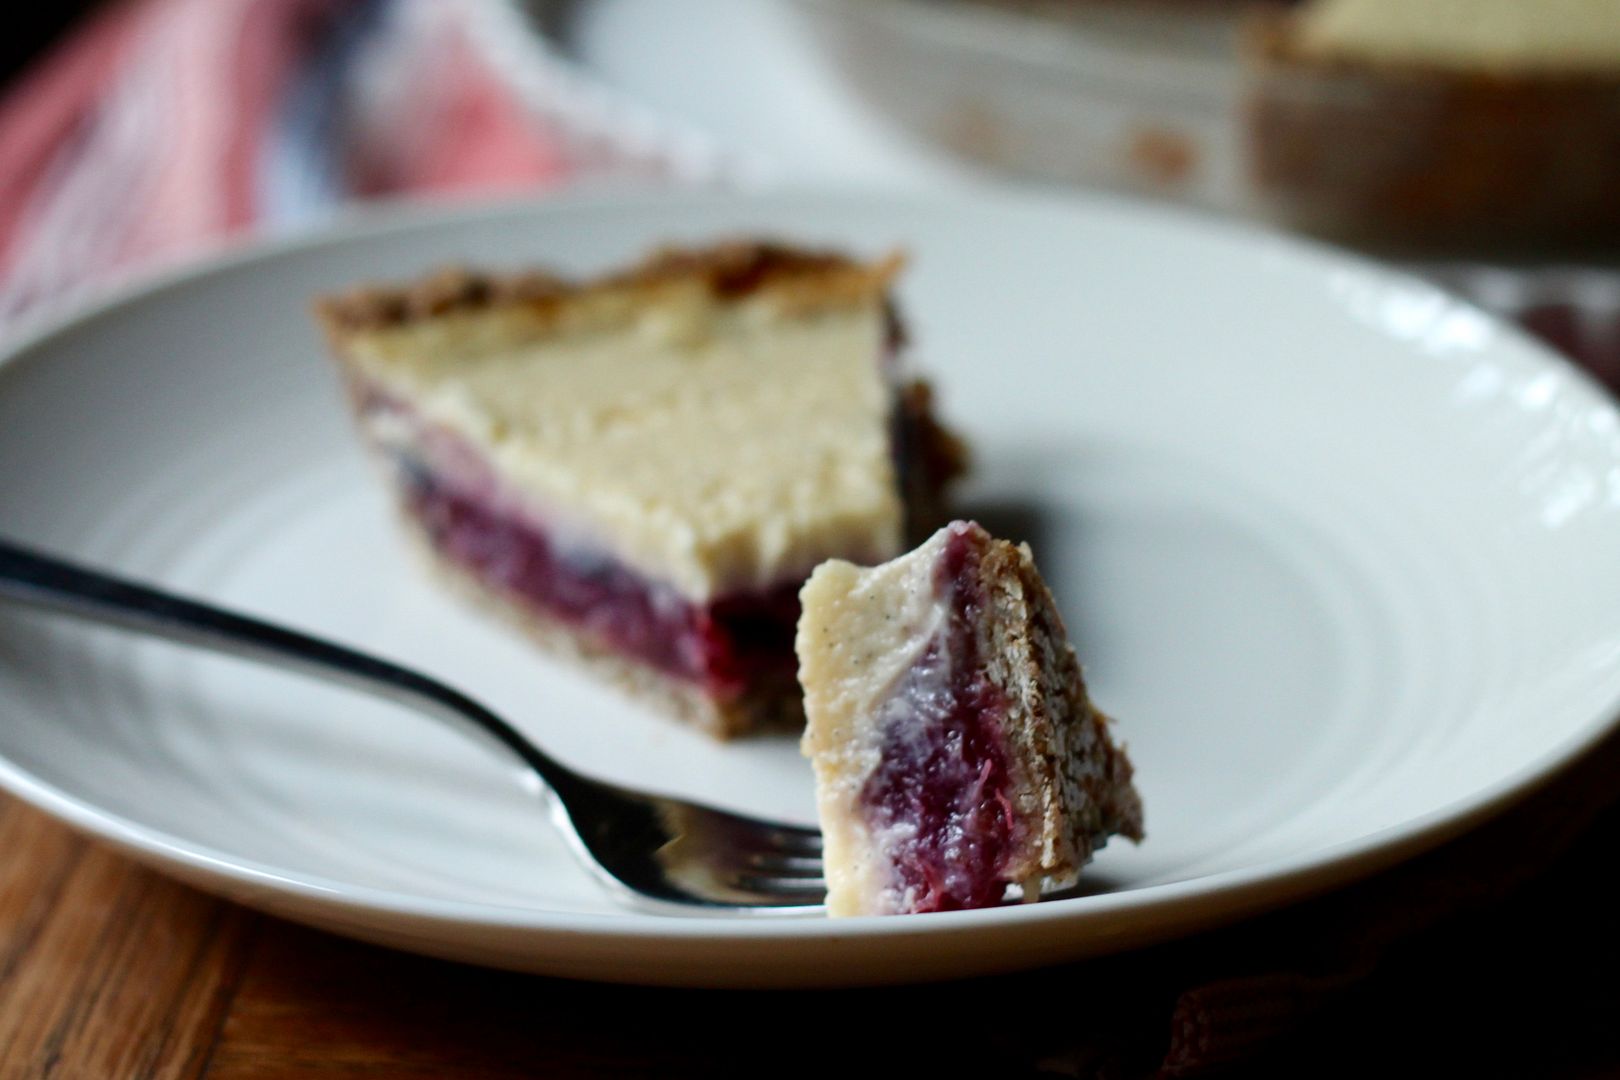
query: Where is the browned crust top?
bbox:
[315,240,905,333]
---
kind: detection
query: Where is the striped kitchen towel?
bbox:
[0,0,735,334]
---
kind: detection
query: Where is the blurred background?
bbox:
[4,0,1620,381]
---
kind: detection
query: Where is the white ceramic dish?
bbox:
[3,189,1620,988]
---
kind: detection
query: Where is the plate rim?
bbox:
[3,184,1618,969]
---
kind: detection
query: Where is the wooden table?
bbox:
[6,774,1620,1079]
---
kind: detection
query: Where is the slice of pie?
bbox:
[797,520,1143,916]
[316,242,966,738]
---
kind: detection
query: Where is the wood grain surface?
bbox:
[0,794,1065,1079]
[6,774,1620,1080]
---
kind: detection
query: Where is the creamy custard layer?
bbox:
[340,295,901,600]
[799,528,954,916]
[1292,0,1620,72]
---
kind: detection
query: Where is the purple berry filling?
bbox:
[858,524,1019,912]
[401,465,800,699]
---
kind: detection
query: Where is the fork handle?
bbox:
[0,536,580,793]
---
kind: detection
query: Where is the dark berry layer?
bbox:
[400,462,800,700]
[858,523,1020,912]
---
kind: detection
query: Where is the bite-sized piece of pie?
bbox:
[798,520,1142,916]
[315,242,966,738]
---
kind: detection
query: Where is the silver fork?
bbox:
[0,538,825,916]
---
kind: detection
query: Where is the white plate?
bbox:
[3,189,1620,988]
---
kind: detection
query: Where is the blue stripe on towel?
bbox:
[260,0,395,230]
